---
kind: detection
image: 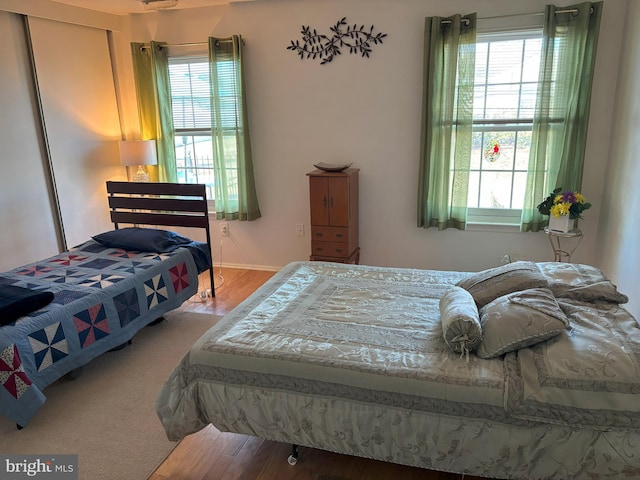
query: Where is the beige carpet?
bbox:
[0,310,221,480]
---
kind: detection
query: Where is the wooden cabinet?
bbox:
[307,168,360,264]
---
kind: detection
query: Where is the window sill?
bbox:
[465,222,521,233]
[466,208,521,232]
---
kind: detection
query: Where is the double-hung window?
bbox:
[467,29,542,226]
[131,36,260,221]
[168,52,242,208]
[168,55,215,202]
[419,6,600,232]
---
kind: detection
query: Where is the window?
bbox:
[131,37,259,221]
[467,30,542,225]
[168,54,241,204]
[418,8,600,232]
[168,55,215,200]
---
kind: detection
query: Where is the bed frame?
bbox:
[105,181,214,296]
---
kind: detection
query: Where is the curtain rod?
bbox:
[139,38,244,50]
[441,8,587,25]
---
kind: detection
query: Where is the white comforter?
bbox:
[157,261,640,479]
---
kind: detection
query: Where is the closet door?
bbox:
[28,17,123,249]
[0,12,58,269]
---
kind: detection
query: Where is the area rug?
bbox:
[0,311,221,480]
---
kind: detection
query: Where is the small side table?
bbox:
[544,227,584,262]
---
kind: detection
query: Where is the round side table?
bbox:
[544,227,584,262]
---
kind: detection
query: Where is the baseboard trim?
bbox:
[221,263,281,272]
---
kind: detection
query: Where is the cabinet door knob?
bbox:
[336,249,343,253]
[336,233,343,238]
[323,196,327,208]
[316,232,323,237]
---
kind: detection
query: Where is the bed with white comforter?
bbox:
[157,261,640,479]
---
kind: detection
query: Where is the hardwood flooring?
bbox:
[149,267,484,480]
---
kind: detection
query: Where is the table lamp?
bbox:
[119,140,157,182]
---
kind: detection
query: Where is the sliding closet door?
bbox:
[0,12,59,270]
[27,16,124,249]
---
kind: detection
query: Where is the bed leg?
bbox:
[16,424,23,430]
[108,339,132,352]
[63,366,84,380]
[287,444,299,466]
[148,316,165,326]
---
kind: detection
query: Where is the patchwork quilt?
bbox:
[0,239,201,427]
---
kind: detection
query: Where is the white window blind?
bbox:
[167,53,242,203]
[169,55,211,130]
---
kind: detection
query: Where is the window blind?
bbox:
[168,55,239,131]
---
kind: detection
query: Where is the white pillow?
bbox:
[439,286,482,355]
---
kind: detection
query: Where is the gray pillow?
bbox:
[476,288,569,359]
[537,262,629,304]
[439,286,482,355]
[456,261,548,308]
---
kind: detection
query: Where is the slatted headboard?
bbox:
[105,181,214,296]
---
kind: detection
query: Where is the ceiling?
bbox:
[47,0,245,15]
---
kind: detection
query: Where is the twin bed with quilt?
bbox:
[157,260,640,479]
[0,182,213,427]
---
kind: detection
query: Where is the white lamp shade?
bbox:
[119,140,158,167]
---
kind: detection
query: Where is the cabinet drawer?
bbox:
[311,226,349,243]
[311,241,351,258]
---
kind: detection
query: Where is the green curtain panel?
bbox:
[130,41,177,183]
[417,14,476,230]
[208,36,261,221]
[521,2,603,232]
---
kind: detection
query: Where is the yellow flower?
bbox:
[550,202,571,217]
[574,192,586,203]
[554,194,563,204]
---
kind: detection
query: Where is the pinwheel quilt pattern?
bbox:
[0,239,200,427]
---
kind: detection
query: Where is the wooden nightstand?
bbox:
[307,168,360,264]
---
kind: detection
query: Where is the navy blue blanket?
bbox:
[0,285,54,326]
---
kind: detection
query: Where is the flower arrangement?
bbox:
[537,187,592,219]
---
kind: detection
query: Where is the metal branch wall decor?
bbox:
[287,17,387,65]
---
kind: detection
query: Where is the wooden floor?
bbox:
[149,267,484,480]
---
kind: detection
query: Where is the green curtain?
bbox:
[209,36,261,221]
[130,41,177,183]
[417,14,476,230]
[521,2,602,232]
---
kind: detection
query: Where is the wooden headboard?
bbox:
[105,181,214,296]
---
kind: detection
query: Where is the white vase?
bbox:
[548,215,574,233]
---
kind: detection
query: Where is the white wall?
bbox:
[598,0,640,320]
[115,0,628,273]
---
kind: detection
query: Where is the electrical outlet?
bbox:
[220,223,229,236]
[296,224,304,236]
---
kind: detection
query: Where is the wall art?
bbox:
[287,17,387,65]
